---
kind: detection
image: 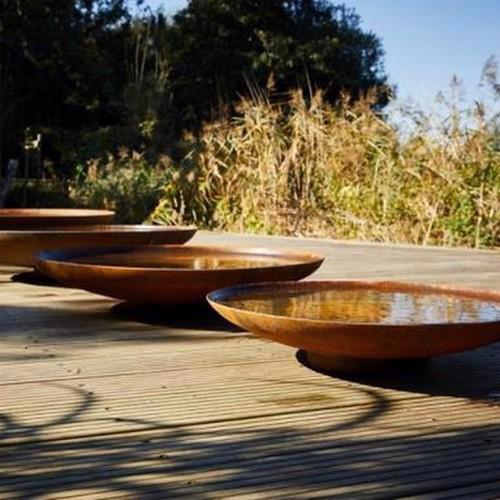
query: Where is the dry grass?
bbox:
[152,88,499,248]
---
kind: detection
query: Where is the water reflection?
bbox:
[223,289,500,324]
[74,255,288,269]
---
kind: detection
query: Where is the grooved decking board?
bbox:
[0,231,499,498]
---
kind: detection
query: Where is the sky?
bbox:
[145,0,500,105]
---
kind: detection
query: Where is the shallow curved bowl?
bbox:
[35,246,324,304]
[0,225,197,267]
[208,281,500,367]
[0,208,114,229]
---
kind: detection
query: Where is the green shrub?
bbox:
[70,150,170,224]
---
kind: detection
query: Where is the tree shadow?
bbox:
[0,380,499,498]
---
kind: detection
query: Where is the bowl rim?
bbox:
[207,280,500,328]
[0,208,115,217]
[0,225,197,236]
[35,245,325,274]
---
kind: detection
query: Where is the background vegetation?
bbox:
[1,0,498,247]
[150,85,500,248]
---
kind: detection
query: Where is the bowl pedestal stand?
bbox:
[300,350,431,374]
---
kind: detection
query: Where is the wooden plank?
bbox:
[1,406,499,498]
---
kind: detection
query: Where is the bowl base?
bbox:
[11,271,68,288]
[301,350,431,375]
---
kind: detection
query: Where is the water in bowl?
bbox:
[74,254,290,270]
[222,288,500,324]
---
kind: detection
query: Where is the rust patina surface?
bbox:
[35,244,324,304]
[0,208,114,229]
[0,225,197,266]
[209,280,500,372]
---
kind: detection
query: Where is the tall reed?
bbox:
[152,89,499,248]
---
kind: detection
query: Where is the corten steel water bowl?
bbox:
[35,246,324,304]
[0,225,197,267]
[207,281,500,374]
[0,208,114,229]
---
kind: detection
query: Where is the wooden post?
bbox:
[0,158,18,207]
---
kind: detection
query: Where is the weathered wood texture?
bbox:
[0,231,499,499]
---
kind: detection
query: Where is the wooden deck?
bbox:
[0,231,499,499]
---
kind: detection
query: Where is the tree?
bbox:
[0,0,130,173]
[167,0,388,132]
[0,0,389,175]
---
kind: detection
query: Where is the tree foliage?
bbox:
[168,0,387,131]
[0,0,388,174]
[0,0,130,172]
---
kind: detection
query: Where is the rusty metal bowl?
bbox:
[35,246,324,304]
[208,281,500,373]
[0,225,197,267]
[0,208,114,229]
